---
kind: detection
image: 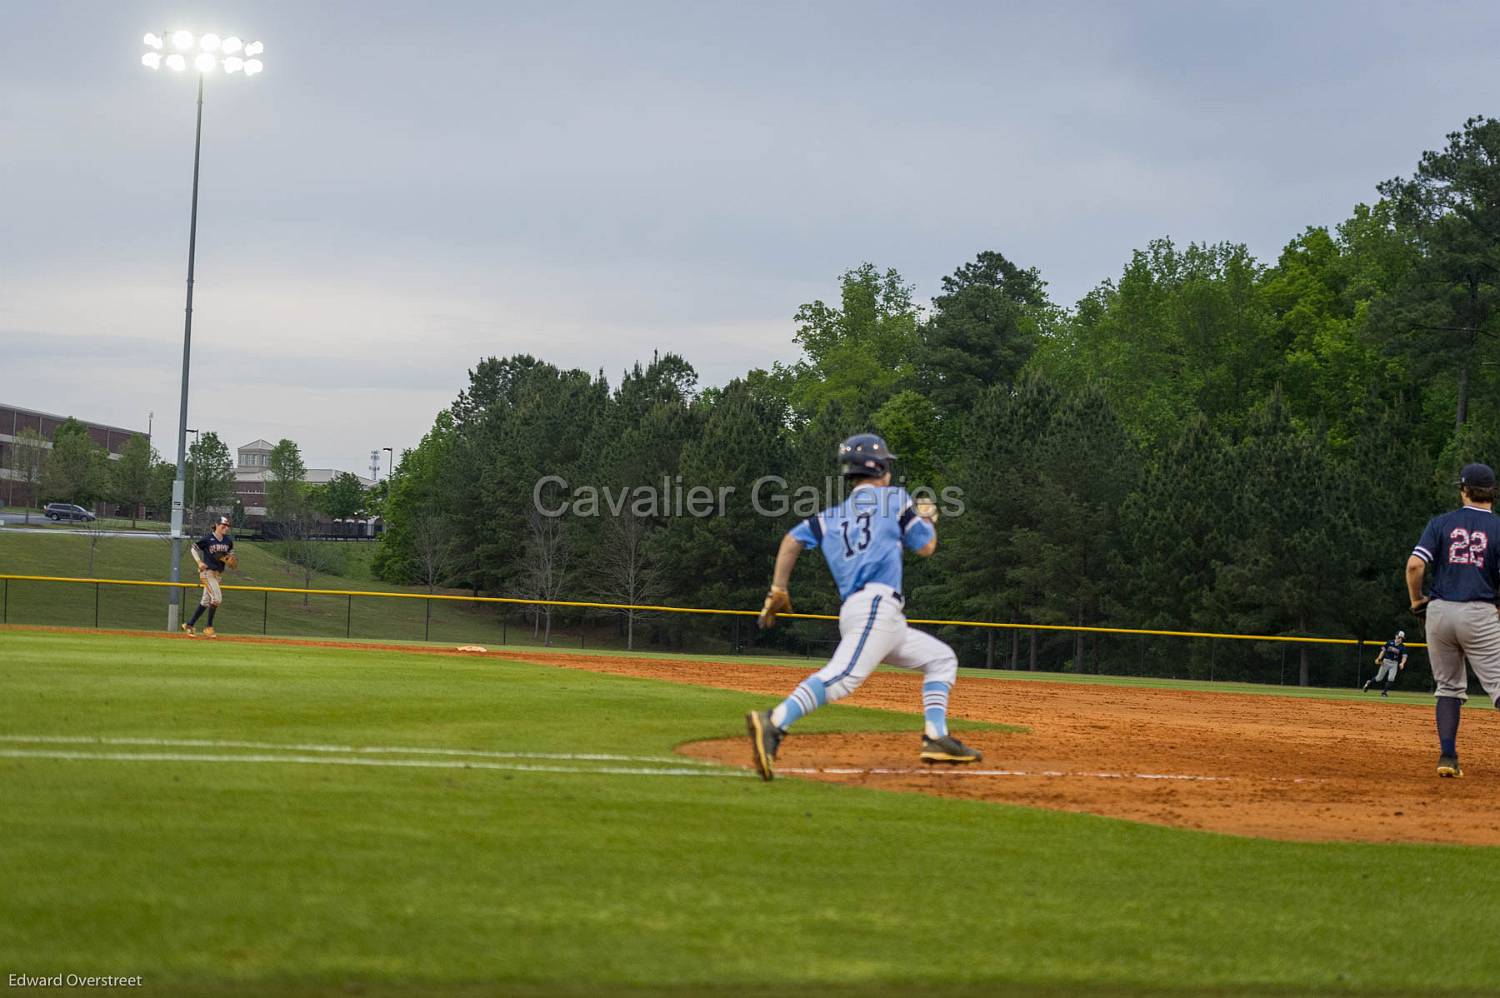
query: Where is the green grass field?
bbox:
[2,630,1499,997]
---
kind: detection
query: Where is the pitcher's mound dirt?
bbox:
[498,650,1500,846]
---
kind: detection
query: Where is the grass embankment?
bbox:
[0,532,548,646]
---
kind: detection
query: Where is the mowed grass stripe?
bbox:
[3,631,1500,997]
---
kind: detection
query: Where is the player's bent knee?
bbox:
[828,674,869,700]
[925,651,958,686]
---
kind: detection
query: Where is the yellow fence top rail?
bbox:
[0,573,1425,649]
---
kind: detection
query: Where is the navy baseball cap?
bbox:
[216,515,232,527]
[1457,463,1496,488]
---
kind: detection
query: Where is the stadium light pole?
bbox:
[141,29,264,632]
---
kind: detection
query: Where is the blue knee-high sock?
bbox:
[922,681,951,738]
[1437,696,1462,757]
[188,604,207,626]
[206,605,217,626]
[770,677,826,730]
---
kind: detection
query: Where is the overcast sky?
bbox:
[2,1,1496,472]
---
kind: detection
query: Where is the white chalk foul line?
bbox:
[0,749,756,779]
[0,737,1311,784]
[0,735,719,767]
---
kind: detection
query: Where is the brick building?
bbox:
[0,403,149,509]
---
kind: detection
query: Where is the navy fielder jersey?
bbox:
[196,532,234,572]
[1382,640,1403,665]
[1413,506,1500,602]
[789,486,935,601]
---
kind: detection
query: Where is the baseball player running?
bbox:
[1362,631,1408,696]
[1407,463,1500,778]
[182,515,236,638]
[746,433,981,781]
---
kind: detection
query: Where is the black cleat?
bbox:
[921,734,983,765]
[746,710,783,781]
[1437,755,1463,778]
[1362,680,1372,692]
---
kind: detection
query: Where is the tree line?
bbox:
[271,120,1500,679]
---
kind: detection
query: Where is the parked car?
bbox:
[44,503,96,522]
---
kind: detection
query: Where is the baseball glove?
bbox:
[758,586,792,630]
[1410,596,1430,617]
[222,552,239,571]
[914,498,939,523]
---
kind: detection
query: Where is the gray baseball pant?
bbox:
[1425,599,1500,705]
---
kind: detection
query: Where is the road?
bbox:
[0,526,168,540]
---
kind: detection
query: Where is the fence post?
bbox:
[346,594,352,639]
[424,598,431,642]
[1356,639,1364,688]
[95,582,101,628]
[263,590,269,635]
[502,612,507,645]
[2,578,7,623]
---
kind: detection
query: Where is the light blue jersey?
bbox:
[789,486,934,601]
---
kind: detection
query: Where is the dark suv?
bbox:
[44,503,97,522]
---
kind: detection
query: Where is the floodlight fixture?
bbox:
[136,24,265,633]
[143,30,263,79]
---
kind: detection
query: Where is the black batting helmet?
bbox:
[838,433,897,479]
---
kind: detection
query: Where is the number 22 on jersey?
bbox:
[1449,527,1489,566]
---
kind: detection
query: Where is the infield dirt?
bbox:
[494,648,1500,848]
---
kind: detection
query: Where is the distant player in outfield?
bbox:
[745,433,981,781]
[1362,631,1407,697]
[182,515,236,638]
[1407,463,1500,778]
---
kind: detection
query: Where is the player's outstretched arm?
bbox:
[771,532,803,590]
[758,532,804,630]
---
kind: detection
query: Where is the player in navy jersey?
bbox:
[1407,463,1500,777]
[745,433,981,781]
[182,515,235,638]
[1362,631,1407,696]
